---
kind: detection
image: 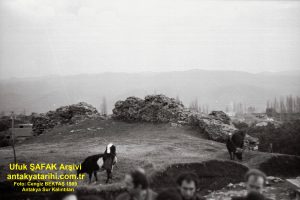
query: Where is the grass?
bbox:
[0,118,299,198]
[0,119,226,183]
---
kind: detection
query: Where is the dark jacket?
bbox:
[176,189,205,200]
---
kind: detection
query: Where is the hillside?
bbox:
[1,70,300,114]
[0,118,300,199]
[0,119,227,183]
[0,119,294,179]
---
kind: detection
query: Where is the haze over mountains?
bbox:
[0,69,300,114]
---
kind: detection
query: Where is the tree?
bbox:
[100,97,107,116]
[225,106,229,113]
[205,104,209,114]
[296,96,300,113]
[286,95,294,113]
[189,98,199,112]
[266,108,277,117]
[247,106,256,114]
[175,95,181,104]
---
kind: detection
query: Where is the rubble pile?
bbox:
[32,102,99,135]
[112,95,259,146]
[112,95,185,123]
[187,112,237,142]
[209,111,231,125]
[31,114,56,135]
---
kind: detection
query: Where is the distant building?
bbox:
[225,112,236,117]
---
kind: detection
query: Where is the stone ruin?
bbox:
[31,102,99,135]
[112,94,258,146]
[113,95,184,123]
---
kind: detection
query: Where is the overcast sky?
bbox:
[0,0,300,78]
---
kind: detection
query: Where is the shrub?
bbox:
[0,120,10,132]
[247,120,300,155]
[0,133,10,147]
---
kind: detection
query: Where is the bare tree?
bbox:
[286,95,294,113]
[175,95,181,104]
[296,96,300,113]
[266,100,271,109]
[189,98,199,112]
[273,97,279,113]
[100,97,107,116]
[225,106,229,113]
[205,104,209,114]
[247,106,256,114]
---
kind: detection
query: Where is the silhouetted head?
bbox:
[176,172,199,200]
[245,169,267,194]
[123,168,148,195]
[236,130,246,137]
[105,143,116,156]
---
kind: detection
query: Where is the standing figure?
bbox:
[227,130,246,161]
[102,143,118,183]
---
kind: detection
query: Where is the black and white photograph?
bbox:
[0,0,300,199]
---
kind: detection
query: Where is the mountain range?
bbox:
[0,69,300,114]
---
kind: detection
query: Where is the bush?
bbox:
[247,120,300,155]
[259,155,300,177]
[0,133,11,147]
[0,120,10,132]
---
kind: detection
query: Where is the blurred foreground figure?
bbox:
[232,169,269,200]
[156,188,182,200]
[116,168,157,200]
[245,191,266,200]
[176,172,205,200]
[79,195,105,200]
[50,192,77,200]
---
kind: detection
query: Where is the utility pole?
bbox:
[11,111,17,164]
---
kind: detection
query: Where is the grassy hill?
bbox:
[0,118,299,199]
[0,118,287,182]
[0,119,225,182]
